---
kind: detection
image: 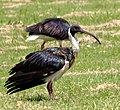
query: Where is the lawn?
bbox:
[0,0,120,110]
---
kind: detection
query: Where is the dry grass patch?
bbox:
[2,0,31,9]
[5,39,13,44]
[8,0,31,2]
[47,1,67,5]
[78,36,102,44]
[3,3,27,9]
[66,68,119,75]
[78,20,120,36]
[94,30,120,36]
[2,45,30,51]
[94,30,117,35]
[91,30,120,37]
[9,101,51,110]
[0,76,8,80]
[62,11,99,17]
[8,45,29,50]
[0,21,25,34]
[0,25,13,33]
[44,0,88,5]
[0,92,4,97]
[1,35,13,39]
[1,36,13,44]
[62,10,115,18]
[5,13,17,18]
[82,20,120,30]
[95,20,120,29]
[107,0,120,3]
[95,83,119,90]
[113,30,120,36]
[116,61,120,64]
[5,11,17,18]
[0,62,8,68]
[0,51,5,54]
[77,33,112,47]
[0,47,5,54]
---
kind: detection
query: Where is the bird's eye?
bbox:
[74,27,79,30]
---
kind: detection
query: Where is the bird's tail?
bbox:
[4,71,46,95]
[25,35,40,42]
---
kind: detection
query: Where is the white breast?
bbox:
[45,60,69,82]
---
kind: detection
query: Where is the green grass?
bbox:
[0,0,120,109]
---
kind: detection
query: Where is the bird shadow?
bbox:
[24,94,48,102]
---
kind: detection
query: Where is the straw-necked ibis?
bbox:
[26,18,101,49]
[5,27,101,98]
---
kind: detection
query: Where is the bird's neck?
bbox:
[70,31,76,37]
[68,28,79,53]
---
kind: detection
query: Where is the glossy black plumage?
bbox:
[26,18,101,50]
[4,47,75,95]
[26,18,70,40]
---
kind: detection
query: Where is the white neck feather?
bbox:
[68,28,79,52]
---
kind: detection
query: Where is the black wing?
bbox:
[5,51,65,94]
[26,18,70,40]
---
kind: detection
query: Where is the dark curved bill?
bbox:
[80,29,101,44]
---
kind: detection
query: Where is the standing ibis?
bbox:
[26,18,101,49]
[4,27,101,98]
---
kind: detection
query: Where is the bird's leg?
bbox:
[58,41,62,47]
[47,81,54,99]
[41,41,46,50]
[60,44,62,47]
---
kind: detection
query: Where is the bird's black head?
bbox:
[70,25,101,44]
[70,25,81,35]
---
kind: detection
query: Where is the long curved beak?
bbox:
[79,28,101,44]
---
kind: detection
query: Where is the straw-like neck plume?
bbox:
[68,28,79,53]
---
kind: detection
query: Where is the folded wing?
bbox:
[26,18,70,40]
